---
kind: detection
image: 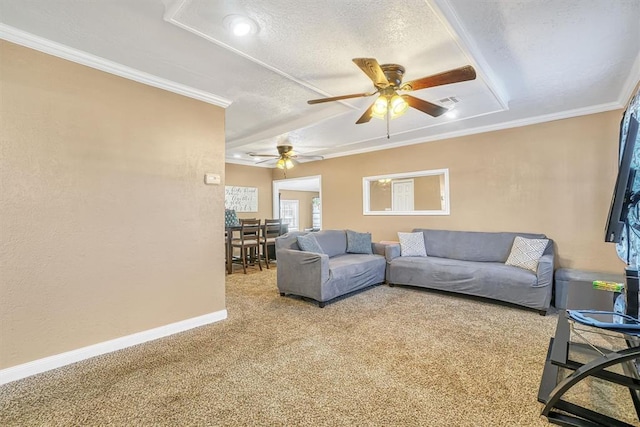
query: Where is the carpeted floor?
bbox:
[1,267,638,426]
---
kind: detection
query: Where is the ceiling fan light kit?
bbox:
[307,58,476,137]
[276,157,294,170]
[248,142,324,172]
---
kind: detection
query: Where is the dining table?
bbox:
[225,222,288,274]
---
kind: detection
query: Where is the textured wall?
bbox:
[224,163,273,220]
[0,41,226,368]
[277,111,626,273]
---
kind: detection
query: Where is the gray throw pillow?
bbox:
[297,234,324,254]
[346,230,373,254]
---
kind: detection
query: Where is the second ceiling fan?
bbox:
[308,58,476,125]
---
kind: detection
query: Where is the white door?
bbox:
[392,179,414,211]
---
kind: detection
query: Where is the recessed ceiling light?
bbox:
[233,153,242,159]
[223,15,258,37]
[445,109,458,119]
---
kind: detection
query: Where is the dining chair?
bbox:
[231,218,263,274]
[262,218,282,269]
[224,229,231,274]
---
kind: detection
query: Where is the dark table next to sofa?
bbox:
[538,278,640,426]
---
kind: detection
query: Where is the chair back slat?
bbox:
[263,218,282,239]
[238,218,261,244]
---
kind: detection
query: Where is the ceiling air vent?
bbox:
[438,96,459,105]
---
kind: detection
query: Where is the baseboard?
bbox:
[0,309,227,385]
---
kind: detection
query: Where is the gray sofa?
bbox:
[386,229,554,314]
[275,230,386,307]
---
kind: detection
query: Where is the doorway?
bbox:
[392,179,414,211]
[272,175,322,232]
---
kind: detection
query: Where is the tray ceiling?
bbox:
[0,0,638,165]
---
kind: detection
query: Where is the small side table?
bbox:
[538,282,640,426]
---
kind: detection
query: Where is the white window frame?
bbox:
[280,199,299,231]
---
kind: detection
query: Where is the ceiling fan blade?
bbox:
[352,58,389,89]
[295,155,325,160]
[248,152,279,158]
[403,95,448,117]
[254,158,278,165]
[401,65,476,92]
[307,91,374,105]
[355,100,376,124]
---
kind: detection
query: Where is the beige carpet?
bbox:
[1,267,638,426]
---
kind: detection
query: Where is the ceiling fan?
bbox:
[308,58,476,131]
[248,143,324,171]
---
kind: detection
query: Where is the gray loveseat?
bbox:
[386,229,554,314]
[275,230,386,307]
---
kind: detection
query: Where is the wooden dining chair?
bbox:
[224,229,231,274]
[231,218,263,274]
[262,218,282,269]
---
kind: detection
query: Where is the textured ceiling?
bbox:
[0,0,638,166]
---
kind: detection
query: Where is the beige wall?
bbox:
[0,41,226,369]
[279,190,320,231]
[278,111,626,273]
[225,163,273,220]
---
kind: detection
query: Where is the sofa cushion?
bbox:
[414,229,547,262]
[346,230,373,254]
[327,254,386,290]
[505,236,549,272]
[398,232,427,257]
[388,256,538,291]
[297,234,324,254]
[314,230,348,258]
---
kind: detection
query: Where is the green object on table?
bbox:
[592,280,623,292]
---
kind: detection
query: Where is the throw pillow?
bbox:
[225,209,239,227]
[346,230,373,254]
[397,232,427,257]
[505,236,549,272]
[297,234,324,254]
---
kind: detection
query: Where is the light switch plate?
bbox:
[204,173,221,185]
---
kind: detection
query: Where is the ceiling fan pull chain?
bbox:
[386,108,390,139]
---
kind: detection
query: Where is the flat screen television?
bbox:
[604,113,639,244]
[604,112,640,319]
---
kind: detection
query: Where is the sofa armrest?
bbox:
[534,253,554,288]
[276,248,330,297]
[372,242,386,256]
[384,243,401,262]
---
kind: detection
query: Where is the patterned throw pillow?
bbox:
[346,230,373,254]
[505,236,549,272]
[225,209,239,227]
[297,234,324,254]
[397,232,427,257]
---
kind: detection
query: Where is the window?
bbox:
[280,200,299,231]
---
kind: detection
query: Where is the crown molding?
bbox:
[321,101,624,160]
[619,51,640,108]
[0,23,232,108]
